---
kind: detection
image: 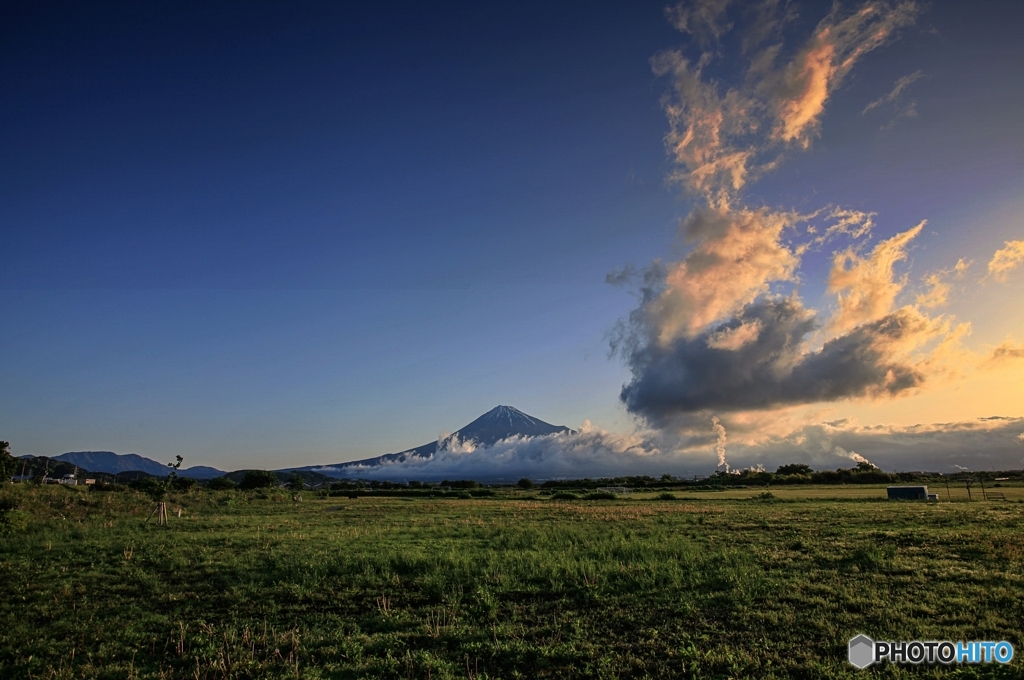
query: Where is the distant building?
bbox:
[887,486,928,501]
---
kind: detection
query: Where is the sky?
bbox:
[2,0,1023,476]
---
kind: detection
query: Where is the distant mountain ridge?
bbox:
[47,406,569,480]
[289,405,572,477]
[52,451,225,479]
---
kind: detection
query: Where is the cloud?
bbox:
[915,272,949,309]
[826,221,923,332]
[652,2,918,198]
[915,258,970,309]
[646,204,800,342]
[707,318,763,350]
[665,0,734,45]
[330,426,691,482]
[761,2,919,147]
[618,298,964,423]
[652,51,758,199]
[731,416,1024,472]
[328,416,1024,481]
[804,207,876,249]
[987,240,1024,282]
[610,1,953,434]
[862,69,924,114]
[990,341,1024,363]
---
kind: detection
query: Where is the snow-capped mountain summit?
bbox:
[287,406,572,476]
[444,405,570,448]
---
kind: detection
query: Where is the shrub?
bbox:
[171,476,198,491]
[657,492,677,500]
[0,497,29,534]
[517,478,534,490]
[755,491,775,500]
[585,492,618,500]
[128,476,164,495]
[238,470,278,490]
[441,479,479,489]
[551,492,579,500]
[206,476,237,491]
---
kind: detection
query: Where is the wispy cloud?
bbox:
[653,1,918,199]
[763,3,919,147]
[987,240,1024,282]
[862,69,924,114]
[915,258,969,309]
[665,0,734,46]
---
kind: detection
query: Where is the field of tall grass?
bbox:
[1,484,1021,678]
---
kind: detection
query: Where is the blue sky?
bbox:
[3,1,1023,473]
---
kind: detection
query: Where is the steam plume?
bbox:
[712,416,728,470]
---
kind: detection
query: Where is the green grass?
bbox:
[1,484,1022,678]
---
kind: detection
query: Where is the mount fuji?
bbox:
[287,406,572,477]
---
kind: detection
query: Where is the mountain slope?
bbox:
[179,465,228,480]
[53,451,171,476]
[288,406,571,477]
[52,451,224,478]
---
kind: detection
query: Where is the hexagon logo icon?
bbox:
[848,634,875,669]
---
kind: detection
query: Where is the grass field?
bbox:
[1,484,1022,679]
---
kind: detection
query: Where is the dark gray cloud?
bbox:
[619,298,926,423]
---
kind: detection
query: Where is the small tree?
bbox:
[144,456,183,526]
[0,442,15,483]
[286,473,306,491]
[517,478,534,490]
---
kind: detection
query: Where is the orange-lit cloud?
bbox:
[987,239,1024,281]
[649,204,799,342]
[990,340,1024,362]
[763,2,919,147]
[826,221,923,332]
[914,258,969,309]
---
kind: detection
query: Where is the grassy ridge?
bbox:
[1,485,1022,678]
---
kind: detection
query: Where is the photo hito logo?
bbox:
[849,634,1014,669]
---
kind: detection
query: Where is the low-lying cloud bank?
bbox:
[315,416,1024,481]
